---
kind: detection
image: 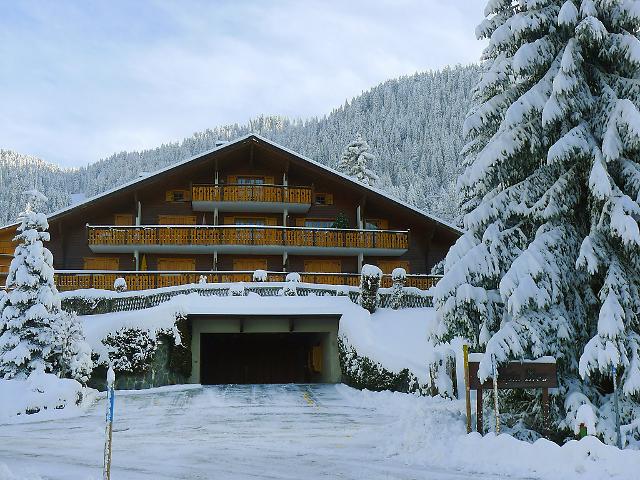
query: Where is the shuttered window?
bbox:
[314,193,334,205]
[158,215,197,225]
[84,257,120,270]
[165,189,191,202]
[304,260,341,273]
[157,258,196,271]
[233,258,268,271]
[225,216,278,226]
[304,219,334,228]
[114,214,134,226]
[377,260,410,274]
[364,218,389,230]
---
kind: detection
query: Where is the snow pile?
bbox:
[79,293,436,384]
[0,463,42,480]
[0,371,94,421]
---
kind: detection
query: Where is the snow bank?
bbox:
[0,463,42,480]
[0,371,96,422]
[80,293,437,382]
[339,386,640,479]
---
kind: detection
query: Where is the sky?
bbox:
[0,1,486,168]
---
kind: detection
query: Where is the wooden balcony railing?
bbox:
[192,184,313,204]
[53,270,441,292]
[87,225,409,250]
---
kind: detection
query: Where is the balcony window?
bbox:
[304,219,334,228]
[314,193,334,205]
[364,218,389,230]
[165,189,191,202]
[235,217,267,226]
[237,176,265,185]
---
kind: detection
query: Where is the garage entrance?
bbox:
[189,314,342,385]
[200,333,325,384]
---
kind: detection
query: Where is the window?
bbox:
[165,189,191,202]
[157,258,196,271]
[304,219,334,228]
[314,193,334,205]
[237,176,265,185]
[114,214,134,226]
[158,215,196,225]
[0,259,10,273]
[84,257,120,270]
[235,217,266,225]
[364,218,389,230]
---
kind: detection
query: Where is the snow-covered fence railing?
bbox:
[60,281,433,315]
[53,270,440,292]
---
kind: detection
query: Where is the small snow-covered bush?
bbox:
[389,267,407,309]
[50,311,93,384]
[113,277,127,292]
[335,285,350,296]
[285,272,301,283]
[198,275,208,284]
[228,283,246,296]
[0,370,88,419]
[253,269,268,282]
[102,328,157,374]
[359,264,382,313]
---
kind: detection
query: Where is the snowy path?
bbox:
[0,384,519,480]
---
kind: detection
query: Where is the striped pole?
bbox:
[492,357,500,434]
[612,366,622,449]
[103,366,115,480]
[463,344,471,434]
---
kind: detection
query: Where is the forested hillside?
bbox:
[0,65,479,226]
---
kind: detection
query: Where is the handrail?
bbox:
[87,225,409,250]
[192,184,313,204]
[53,270,441,292]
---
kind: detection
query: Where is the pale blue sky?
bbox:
[0,1,485,168]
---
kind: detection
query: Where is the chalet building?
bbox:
[0,134,461,293]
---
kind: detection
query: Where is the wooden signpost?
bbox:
[465,353,557,435]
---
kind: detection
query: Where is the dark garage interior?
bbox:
[200,333,326,384]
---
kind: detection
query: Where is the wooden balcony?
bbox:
[53,270,440,292]
[192,184,312,213]
[87,225,409,256]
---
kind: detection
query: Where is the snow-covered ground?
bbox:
[1,384,638,480]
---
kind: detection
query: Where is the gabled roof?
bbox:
[1,134,463,235]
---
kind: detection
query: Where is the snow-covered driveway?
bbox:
[1,384,637,479]
[0,384,495,480]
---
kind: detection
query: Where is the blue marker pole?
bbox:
[103,366,115,480]
[612,365,622,449]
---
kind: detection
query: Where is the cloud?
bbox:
[0,0,485,168]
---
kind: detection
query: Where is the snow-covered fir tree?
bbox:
[338,134,379,186]
[0,190,60,379]
[434,0,640,444]
[49,311,93,384]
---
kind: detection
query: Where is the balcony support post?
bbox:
[214,208,219,226]
[357,205,363,229]
[357,252,363,273]
[282,251,288,272]
[136,201,142,226]
[134,250,139,271]
[213,251,218,271]
[283,208,288,227]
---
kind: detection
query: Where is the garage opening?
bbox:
[200,333,327,384]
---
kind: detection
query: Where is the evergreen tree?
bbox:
[338,134,380,186]
[50,311,93,384]
[435,0,640,443]
[0,190,60,378]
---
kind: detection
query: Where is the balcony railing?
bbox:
[87,225,409,253]
[53,270,440,292]
[192,184,313,204]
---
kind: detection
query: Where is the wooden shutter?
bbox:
[233,258,268,271]
[228,175,238,184]
[158,258,195,271]
[378,219,389,230]
[266,217,278,226]
[304,260,341,273]
[295,217,306,227]
[265,176,275,184]
[84,257,119,270]
[325,194,334,205]
[114,214,134,226]
[377,260,410,274]
[223,216,235,225]
[158,215,196,225]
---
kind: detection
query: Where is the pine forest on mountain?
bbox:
[0,65,479,226]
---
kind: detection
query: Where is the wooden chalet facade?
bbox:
[0,135,461,292]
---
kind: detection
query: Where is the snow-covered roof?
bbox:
[0,134,463,234]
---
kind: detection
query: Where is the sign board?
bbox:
[468,359,557,390]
